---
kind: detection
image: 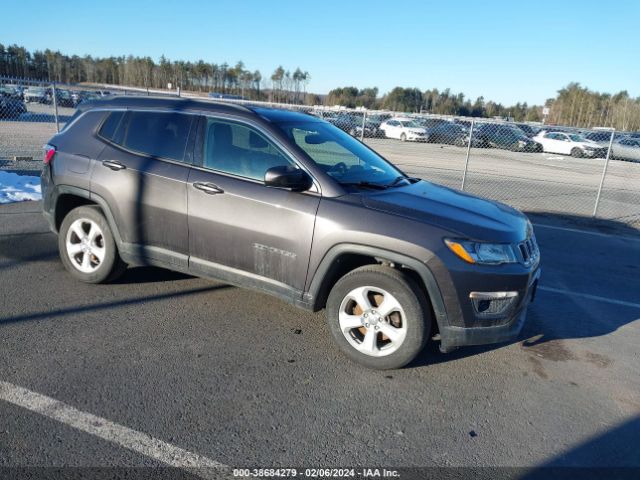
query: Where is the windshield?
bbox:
[276,121,405,187]
[569,134,586,142]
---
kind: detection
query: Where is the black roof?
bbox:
[253,107,319,123]
[78,95,318,124]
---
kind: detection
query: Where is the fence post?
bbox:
[460,119,475,191]
[592,129,616,217]
[52,82,60,133]
[360,110,367,142]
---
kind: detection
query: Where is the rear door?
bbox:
[187,116,320,296]
[92,110,196,267]
[385,120,400,138]
[543,133,565,154]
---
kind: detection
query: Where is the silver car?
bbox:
[612,137,640,162]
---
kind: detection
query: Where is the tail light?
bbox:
[43,144,56,165]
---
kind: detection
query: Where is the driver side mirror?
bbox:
[264,165,313,192]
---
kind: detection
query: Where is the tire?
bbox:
[400,133,407,142]
[326,265,431,370]
[571,147,583,158]
[58,206,127,284]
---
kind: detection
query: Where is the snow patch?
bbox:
[0,171,42,204]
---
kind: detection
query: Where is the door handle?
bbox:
[193,182,224,195]
[102,160,126,171]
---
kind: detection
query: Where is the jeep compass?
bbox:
[41,97,540,369]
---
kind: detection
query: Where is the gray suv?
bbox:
[41,97,540,369]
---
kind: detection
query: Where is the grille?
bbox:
[517,236,539,266]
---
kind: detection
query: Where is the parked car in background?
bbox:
[23,86,48,103]
[584,131,615,147]
[53,89,78,108]
[2,84,25,99]
[515,123,542,138]
[533,131,607,158]
[475,124,542,152]
[70,90,84,105]
[0,85,23,99]
[380,117,428,141]
[367,114,391,126]
[425,122,468,145]
[0,90,27,118]
[612,137,640,162]
[77,91,102,105]
[351,119,383,138]
[325,113,360,134]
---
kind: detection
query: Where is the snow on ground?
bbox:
[0,171,42,204]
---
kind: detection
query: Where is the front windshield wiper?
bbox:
[340,181,389,190]
[385,175,420,188]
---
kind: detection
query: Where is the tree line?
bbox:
[327,84,640,131]
[0,43,308,102]
[1,43,638,130]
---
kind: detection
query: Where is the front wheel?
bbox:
[571,147,583,158]
[58,206,127,284]
[400,133,407,142]
[326,265,431,369]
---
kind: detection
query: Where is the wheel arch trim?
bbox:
[307,243,449,330]
[51,185,124,249]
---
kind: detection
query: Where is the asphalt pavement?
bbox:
[0,200,639,478]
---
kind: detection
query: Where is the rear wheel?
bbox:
[326,265,431,369]
[58,206,126,284]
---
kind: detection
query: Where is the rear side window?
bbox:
[123,111,193,161]
[98,111,125,142]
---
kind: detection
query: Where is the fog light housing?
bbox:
[470,291,519,317]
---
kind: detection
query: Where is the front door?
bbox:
[187,116,320,297]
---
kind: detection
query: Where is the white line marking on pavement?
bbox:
[533,223,640,241]
[0,380,227,475]
[538,286,640,309]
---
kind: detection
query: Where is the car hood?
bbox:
[360,180,531,243]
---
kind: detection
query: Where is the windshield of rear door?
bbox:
[275,120,404,188]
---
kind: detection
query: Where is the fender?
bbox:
[306,243,450,333]
[49,184,125,251]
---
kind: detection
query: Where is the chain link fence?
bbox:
[1,77,639,228]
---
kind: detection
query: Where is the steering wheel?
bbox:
[330,162,348,175]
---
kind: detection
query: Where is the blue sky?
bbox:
[2,0,638,105]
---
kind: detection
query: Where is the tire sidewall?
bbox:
[326,267,430,370]
[58,206,119,284]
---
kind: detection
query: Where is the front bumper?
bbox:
[439,267,540,352]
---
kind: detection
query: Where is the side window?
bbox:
[122,111,193,162]
[203,118,295,181]
[98,111,125,142]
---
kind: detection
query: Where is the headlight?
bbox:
[583,146,595,151]
[444,239,517,265]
